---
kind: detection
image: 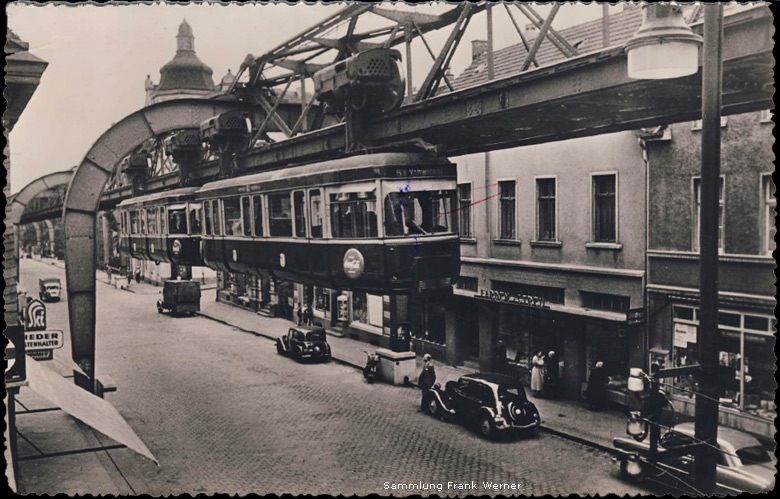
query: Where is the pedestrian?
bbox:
[586,361,609,411]
[530,350,546,397]
[494,339,508,374]
[134,268,141,283]
[296,304,303,326]
[417,353,436,412]
[304,304,314,326]
[544,350,560,399]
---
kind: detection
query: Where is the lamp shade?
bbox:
[625,5,702,79]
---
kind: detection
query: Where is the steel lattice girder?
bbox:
[239,6,773,170]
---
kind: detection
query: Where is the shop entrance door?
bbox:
[458,301,480,368]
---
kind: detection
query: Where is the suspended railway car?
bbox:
[195,152,460,295]
[116,187,206,267]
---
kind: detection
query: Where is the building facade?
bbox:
[644,111,775,437]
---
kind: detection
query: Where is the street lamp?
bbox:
[625,4,702,79]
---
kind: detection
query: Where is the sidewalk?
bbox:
[197,298,629,453]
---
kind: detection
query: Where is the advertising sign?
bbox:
[23,299,62,361]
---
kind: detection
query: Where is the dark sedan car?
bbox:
[424,373,541,439]
[276,326,331,362]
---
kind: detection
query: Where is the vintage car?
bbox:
[424,373,541,439]
[38,278,62,302]
[156,279,201,316]
[276,326,331,362]
[613,422,775,494]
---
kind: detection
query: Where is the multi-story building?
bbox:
[644,110,775,437]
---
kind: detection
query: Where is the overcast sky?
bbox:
[6,1,619,192]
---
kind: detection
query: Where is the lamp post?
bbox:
[625,3,721,493]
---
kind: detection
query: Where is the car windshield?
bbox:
[46,285,59,291]
[306,332,325,342]
[736,445,772,464]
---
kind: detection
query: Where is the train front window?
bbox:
[241,197,252,237]
[384,189,456,237]
[252,196,263,237]
[269,192,292,237]
[330,192,377,239]
[211,199,222,236]
[188,203,202,235]
[223,198,242,236]
[159,207,166,234]
[147,209,158,235]
[204,202,212,235]
[168,207,187,235]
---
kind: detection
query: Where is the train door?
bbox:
[308,188,327,282]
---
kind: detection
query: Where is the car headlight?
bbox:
[494,415,506,426]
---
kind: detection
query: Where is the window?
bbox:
[309,189,323,238]
[223,198,242,236]
[269,192,292,237]
[130,211,138,235]
[691,117,728,130]
[147,208,158,235]
[384,189,454,237]
[241,197,252,237]
[140,209,147,234]
[159,207,167,234]
[333,192,378,238]
[580,291,629,314]
[536,177,556,241]
[293,191,307,238]
[456,276,478,292]
[692,176,724,252]
[169,207,187,235]
[204,201,212,235]
[188,203,202,235]
[457,183,472,238]
[211,200,222,236]
[498,180,516,240]
[762,174,775,255]
[593,174,617,243]
[252,196,263,237]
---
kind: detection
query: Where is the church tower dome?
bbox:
[156,19,215,93]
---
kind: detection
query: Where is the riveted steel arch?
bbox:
[10,170,73,226]
[62,99,244,390]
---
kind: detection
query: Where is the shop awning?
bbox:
[24,356,158,464]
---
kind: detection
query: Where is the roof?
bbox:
[116,187,200,207]
[158,20,215,92]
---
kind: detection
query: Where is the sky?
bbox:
[6,1,622,192]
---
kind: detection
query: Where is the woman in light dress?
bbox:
[530,350,546,397]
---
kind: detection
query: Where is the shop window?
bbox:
[349,292,382,328]
[204,201,212,235]
[493,280,565,305]
[762,174,775,255]
[536,177,557,241]
[498,180,516,240]
[456,276,478,292]
[592,173,617,243]
[581,291,629,314]
[252,196,263,237]
[269,192,292,237]
[314,287,330,314]
[692,176,725,252]
[169,208,187,235]
[188,203,202,235]
[384,189,455,237]
[241,197,252,237]
[293,190,307,238]
[332,192,378,238]
[673,305,695,321]
[457,183,472,238]
[309,189,323,239]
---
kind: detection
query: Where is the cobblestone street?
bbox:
[17,259,645,496]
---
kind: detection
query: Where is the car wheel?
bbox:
[426,396,441,418]
[479,415,496,439]
[276,342,284,355]
[157,304,163,314]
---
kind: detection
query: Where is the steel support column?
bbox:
[693,4,723,494]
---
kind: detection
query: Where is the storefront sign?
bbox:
[627,307,645,325]
[475,289,548,309]
[343,248,365,279]
[25,330,64,351]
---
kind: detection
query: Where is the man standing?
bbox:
[417,354,436,412]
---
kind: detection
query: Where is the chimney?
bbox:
[471,40,488,63]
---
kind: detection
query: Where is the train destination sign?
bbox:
[475,289,549,309]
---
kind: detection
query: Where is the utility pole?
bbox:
[694,4,723,494]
